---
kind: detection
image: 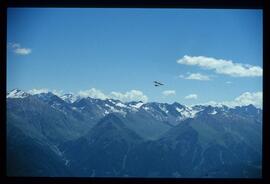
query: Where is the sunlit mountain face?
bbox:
[6,89,262,178]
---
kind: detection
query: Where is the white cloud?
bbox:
[226,81,232,84]
[14,48,32,55]
[9,42,32,55]
[78,88,108,100]
[110,90,148,102]
[202,91,262,108]
[232,91,262,108]
[177,55,262,77]
[184,94,198,100]
[162,90,176,96]
[180,73,210,80]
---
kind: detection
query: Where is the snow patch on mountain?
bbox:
[175,107,183,113]
[72,107,78,110]
[60,94,79,103]
[159,104,169,114]
[129,102,144,109]
[108,99,116,104]
[176,107,192,119]
[176,106,201,120]
[115,102,127,108]
[209,109,217,115]
[105,104,127,116]
[143,106,150,111]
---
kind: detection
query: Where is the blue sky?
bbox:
[7,8,262,106]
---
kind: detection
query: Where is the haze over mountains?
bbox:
[6,89,262,178]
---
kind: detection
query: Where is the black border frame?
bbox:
[1,0,269,184]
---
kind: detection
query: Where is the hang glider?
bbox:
[154,81,164,86]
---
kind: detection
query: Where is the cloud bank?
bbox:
[28,88,63,96]
[110,90,148,102]
[78,88,148,102]
[177,55,262,77]
[78,88,108,100]
[202,91,262,108]
[28,88,148,102]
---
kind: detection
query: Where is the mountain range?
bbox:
[6,89,262,178]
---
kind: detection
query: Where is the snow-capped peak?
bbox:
[128,101,144,109]
[7,89,29,99]
[176,106,201,119]
[60,94,80,103]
